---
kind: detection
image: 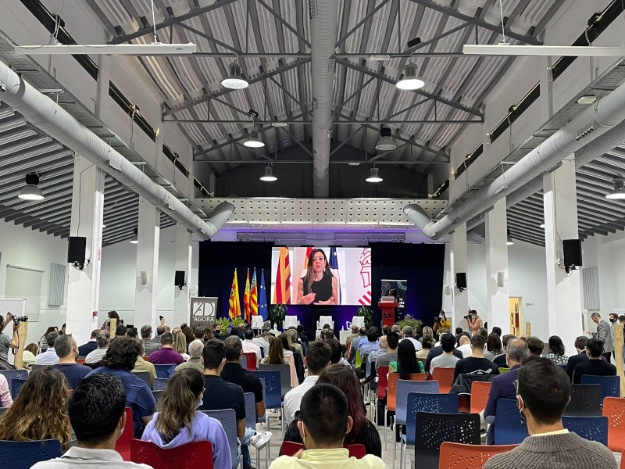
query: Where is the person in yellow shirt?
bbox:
[433,310,452,336]
[269,384,385,469]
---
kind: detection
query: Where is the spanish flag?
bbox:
[228,268,241,319]
[303,246,313,269]
[273,247,291,304]
[243,268,251,321]
[250,268,258,321]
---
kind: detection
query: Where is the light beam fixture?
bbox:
[507,229,514,246]
[606,177,625,199]
[14,42,196,55]
[366,167,383,183]
[375,126,397,151]
[221,61,249,89]
[396,64,425,91]
[260,165,277,182]
[130,228,138,244]
[18,173,44,201]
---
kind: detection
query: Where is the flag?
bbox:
[228,268,241,319]
[272,247,291,304]
[303,246,313,269]
[329,246,341,304]
[258,269,268,320]
[250,268,258,321]
[243,268,251,321]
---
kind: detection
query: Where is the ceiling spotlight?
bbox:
[396,64,425,91]
[606,177,625,199]
[130,228,138,244]
[260,165,277,182]
[375,126,397,151]
[366,167,383,183]
[18,173,44,201]
[221,62,249,89]
[507,229,514,246]
[244,129,265,148]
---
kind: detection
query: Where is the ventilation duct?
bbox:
[0,60,233,239]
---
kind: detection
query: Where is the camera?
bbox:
[12,315,28,326]
[463,315,470,320]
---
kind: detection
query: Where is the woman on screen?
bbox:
[296,248,339,305]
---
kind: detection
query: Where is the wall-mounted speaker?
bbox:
[139,271,148,286]
[563,239,582,272]
[456,272,467,291]
[67,237,86,266]
[175,270,186,289]
[497,271,505,288]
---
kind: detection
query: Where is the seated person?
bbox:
[566,336,589,381]
[453,334,499,382]
[484,358,617,469]
[142,368,231,469]
[429,334,460,375]
[53,334,92,390]
[573,338,616,384]
[146,332,184,365]
[32,373,151,468]
[271,383,385,468]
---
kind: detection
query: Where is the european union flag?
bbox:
[329,246,339,270]
[258,269,268,320]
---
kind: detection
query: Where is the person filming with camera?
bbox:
[0,313,21,370]
[433,311,451,337]
[465,310,483,336]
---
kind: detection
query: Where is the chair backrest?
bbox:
[580,375,620,401]
[115,407,134,460]
[493,399,529,445]
[153,378,169,392]
[415,412,481,469]
[0,370,28,397]
[153,364,176,379]
[0,439,63,468]
[131,439,213,469]
[431,367,455,393]
[244,392,256,428]
[240,354,247,370]
[564,384,602,417]
[76,357,86,364]
[438,442,519,469]
[602,397,625,452]
[152,390,164,402]
[498,367,510,374]
[243,352,257,371]
[10,378,26,399]
[355,349,362,369]
[132,371,152,389]
[347,444,366,459]
[404,393,459,446]
[30,364,47,373]
[254,370,281,409]
[377,366,390,400]
[562,416,608,445]
[202,409,238,469]
[470,381,492,414]
[387,372,401,411]
[395,380,440,424]
[259,363,291,398]
[280,441,304,456]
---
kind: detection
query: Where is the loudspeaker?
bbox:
[174,270,186,288]
[563,239,582,270]
[139,271,148,286]
[456,272,467,290]
[67,237,86,265]
[497,271,505,288]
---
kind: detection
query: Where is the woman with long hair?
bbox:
[174,332,190,361]
[0,367,71,449]
[262,337,288,364]
[417,334,434,359]
[544,335,568,365]
[394,340,423,378]
[484,333,502,361]
[281,365,382,457]
[296,248,338,305]
[142,368,231,469]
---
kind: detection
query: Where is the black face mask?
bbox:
[610,318,617,323]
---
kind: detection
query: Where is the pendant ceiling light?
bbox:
[606,177,625,199]
[375,126,397,151]
[260,165,277,182]
[221,62,249,89]
[366,167,383,183]
[130,228,138,244]
[244,129,265,148]
[18,172,44,201]
[396,64,425,91]
[506,229,514,246]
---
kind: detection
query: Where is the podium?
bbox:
[378,301,398,327]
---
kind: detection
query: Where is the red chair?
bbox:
[603,397,625,452]
[431,367,455,394]
[75,357,85,365]
[438,442,518,468]
[131,439,213,469]
[470,381,492,414]
[377,366,390,401]
[243,352,258,371]
[347,444,366,459]
[115,408,134,460]
[279,441,367,459]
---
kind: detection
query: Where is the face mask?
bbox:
[610,318,617,323]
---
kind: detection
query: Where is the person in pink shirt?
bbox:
[0,373,12,408]
[147,332,184,365]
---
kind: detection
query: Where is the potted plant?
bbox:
[231,317,245,328]
[215,317,231,334]
[397,314,422,332]
[269,304,287,330]
[356,305,373,329]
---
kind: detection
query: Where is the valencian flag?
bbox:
[303,246,313,269]
[258,269,268,320]
[272,247,291,304]
[243,268,251,321]
[250,268,258,322]
[228,268,241,319]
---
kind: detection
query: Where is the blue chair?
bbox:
[0,370,28,399]
[258,364,291,399]
[153,378,169,392]
[202,409,240,469]
[400,393,459,469]
[581,375,620,402]
[562,416,609,445]
[493,399,529,444]
[0,439,63,468]
[241,354,247,370]
[244,392,256,428]
[564,384,602,417]
[253,370,283,434]
[11,378,26,398]
[153,364,176,379]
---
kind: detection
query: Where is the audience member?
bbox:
[346,325,359,348]
[175,339,204,373]
[565,336,589,381]
[174,332,190,360]
[243,328,262,366]
[524,336,544,357]
[140,325,159,355]
[141,368,231,469]
[0,367,71,450]
[273,383,385,468]
[151,325,166,345]
[347,327,367,362]
[375,332,399,372]
[321,338,344,366]
[78,329,99,357]
[22,342,39,368]
[101,310,122,331]
[400,326,422,351]
[284,341,332,425]
[484,333,502,361]
[132,340,157,388]
[453,335,499,381]
[395,339,423,378]
[362,335,387,383]
[54,334,91,390]
[85,330,110,364]
[573,338,616,384]
[429,333,460,375]
[147,332,184,365]
[35,331,60,365]
[543,335,568,365]
[417,334,433,360]
[456,334,472,358]
[592,312,614,361]
[424,333,463,373]
[252,329,270,358]
[358,327,380,356]
[493,334,516,367]
[262,337,289,364]
[86,336,155,437]
[483,358,617,469]
[115,324,127,338]
[0,373,11,407]
[32,373,151,468]
[492,326,502,337]
[125,326,138,339]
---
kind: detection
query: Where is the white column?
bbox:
[173,224,192,327]
[66,156,105,343]
[485,198,510,331]
[451,223,469,330]
[543,155,583,351]
[134,197,160,329]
